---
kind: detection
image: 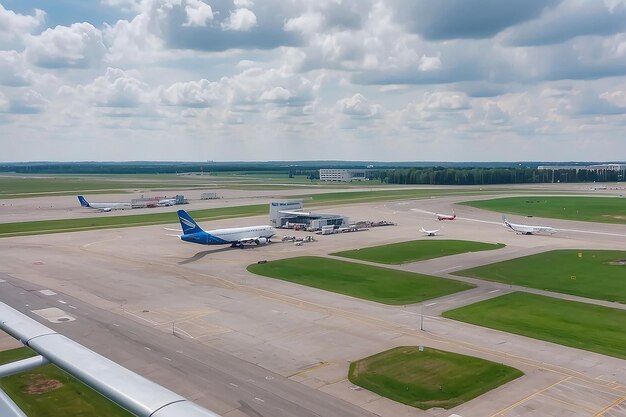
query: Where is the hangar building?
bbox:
[269,201,349,229]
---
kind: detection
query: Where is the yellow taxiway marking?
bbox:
[538,391,598,414]
[487,376,572,417]
[592,396,626,417]
[289,361,334,378]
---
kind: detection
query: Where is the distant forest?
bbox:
[0,162,623,185]
[372,167,622,185]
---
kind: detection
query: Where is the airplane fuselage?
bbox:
[181,225,276,246]
[504,221,556,235]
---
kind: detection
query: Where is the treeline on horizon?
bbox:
[0,162,622,185]
[371,167,622,185]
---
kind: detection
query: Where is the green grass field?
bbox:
[302,188,500,206]
[443,292,626,359]
[0,347,134,417]
[0,204,267,238]
[332,240,505,264]
[247,256,473,304]
[0,175,213,198]
[453,250,626,303]
[349,346,522,410]
[460,196,626,224]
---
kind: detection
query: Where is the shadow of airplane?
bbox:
[177,244,267,265]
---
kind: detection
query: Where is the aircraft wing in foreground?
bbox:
[502,215,556,235]
[177,210,276,247]
[420,227,440,236]
[0,302,221,417]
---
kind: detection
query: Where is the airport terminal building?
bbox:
[319,169,368,182]
[269,201,348,229]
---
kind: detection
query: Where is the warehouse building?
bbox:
[269,201,348,229]
[319,169,368,182]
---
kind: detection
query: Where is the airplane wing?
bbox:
[0,302,221,417]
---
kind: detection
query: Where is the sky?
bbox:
[1,0,626,162]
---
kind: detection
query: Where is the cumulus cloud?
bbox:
[184,0,214,27]
[0,3,45,43]
[160,79,221,107]
[104,12,163,63]
[25,23,106,68]
[108,0,300,52]
[222,8,257,31]
[423,92,471,111]
[0,51,34,86]
[76,68,149,107]
[337,94,380,118]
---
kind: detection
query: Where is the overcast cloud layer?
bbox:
[1,0,625,162]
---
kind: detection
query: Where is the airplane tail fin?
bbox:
[77,195,90,207]
[419,227,426,233]
[452,209,456,219]
[177,210,204,235]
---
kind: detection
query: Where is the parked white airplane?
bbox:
[436,210,456,221]
[157,198,177,207]
[420,227,440,236]
[502,215,556,235]
[78,195,131,212]
[177,210,276,247]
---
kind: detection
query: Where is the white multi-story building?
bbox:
[319,169,367,182]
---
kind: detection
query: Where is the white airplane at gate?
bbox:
[502,215,556,235]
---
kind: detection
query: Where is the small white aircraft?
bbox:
[420,227,440,236]
[157,198,177,207]
[78,195,131,212]
[502,215,556,235]
[436,210,456,221]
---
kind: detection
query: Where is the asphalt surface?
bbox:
[0,273,379,417]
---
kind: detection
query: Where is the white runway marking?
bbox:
[163,357,172,361]
[38,289,56,296]
[122,309,159,325]
[144,346,152,351]
[254,397,265,403]
[0,279,6,283]
[58,300,67,304]
[488,289,501,294]
[229,383,239,388]
[425,302,438,307]
[68,305,77,309]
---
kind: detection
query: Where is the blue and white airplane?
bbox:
[177,210,276,247]
[78,195,131,212]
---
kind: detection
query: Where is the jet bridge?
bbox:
[0,302,221,417]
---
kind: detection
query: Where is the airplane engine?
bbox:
[255,237,268,245]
